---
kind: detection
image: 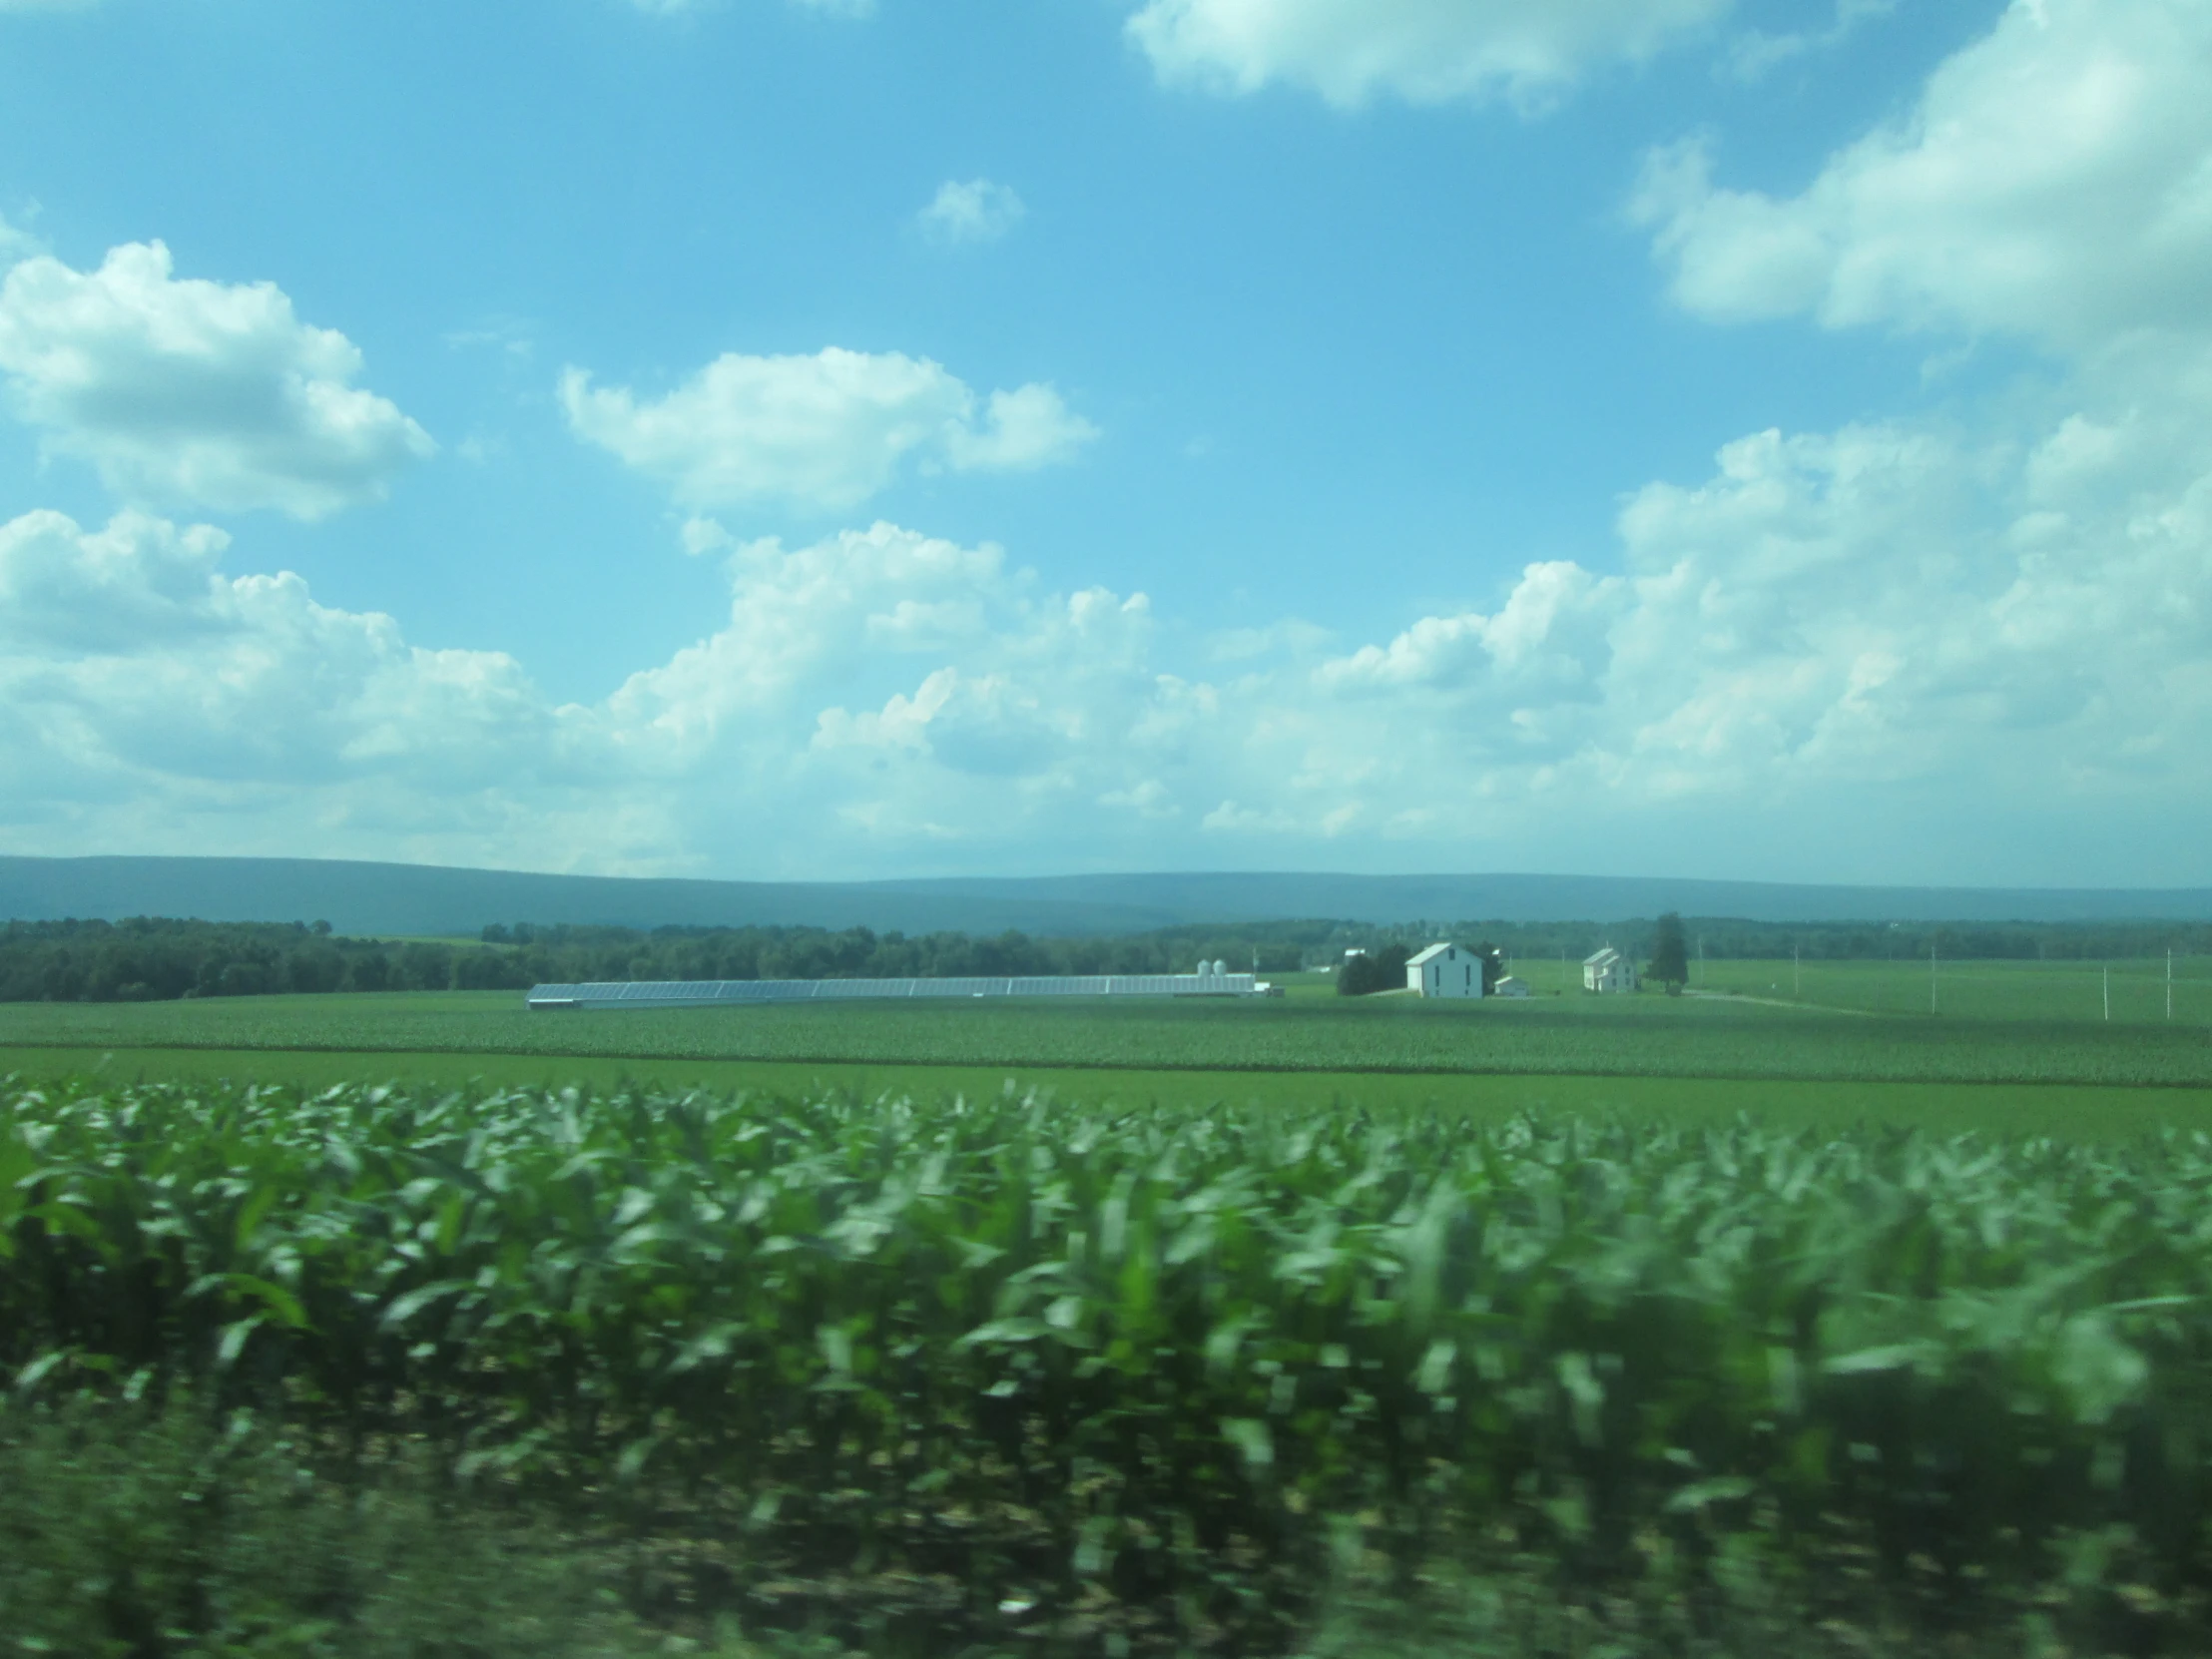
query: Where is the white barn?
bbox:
[1407,941,1484,999]
[1583,947,1638,993]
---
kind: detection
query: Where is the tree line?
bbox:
[4,912,2206,1004]
[0,917,1326,1004]
[0,919,527,1004]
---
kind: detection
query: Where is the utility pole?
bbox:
[2104,963,2111,1023]
[1697,935,1705,987]
[1930,942,1937,1016]
[2169,949,2175,1022]
[1793,943,1801,999]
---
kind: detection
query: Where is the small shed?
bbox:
[1493,975,1531,998]
[1583,947,1638,993]
[1407,941,1483,999]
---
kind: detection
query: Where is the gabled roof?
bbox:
[1584,947,1623,967]
[1408,941,1456,965]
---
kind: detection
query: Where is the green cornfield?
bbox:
[10,983,2212,1087]
[7,1074,2212,1654]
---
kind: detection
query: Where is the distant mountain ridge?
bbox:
[0,857,1172,939]
[4,855,2210,937]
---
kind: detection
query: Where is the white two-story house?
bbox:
[1583,946,1638,993]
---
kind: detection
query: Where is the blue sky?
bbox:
[2,0,2208,886]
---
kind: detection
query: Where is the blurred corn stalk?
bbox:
[6,1076,2212,1653]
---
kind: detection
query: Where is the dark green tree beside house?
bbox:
[1335,942,1411,996]
[1649,911,1691,994]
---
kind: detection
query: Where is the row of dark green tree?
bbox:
[0,916,1327,1004]
[0,919,530,1004]
[3,911,2206,1004]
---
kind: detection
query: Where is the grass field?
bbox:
[7,961,2212,1141]
[7,973,2212,1088]
[1686,953,2212,1021]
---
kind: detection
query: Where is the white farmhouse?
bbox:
[1407,942,1484,998]
[1583,947,1638,993]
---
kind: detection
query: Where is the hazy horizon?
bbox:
[11,854,2212,942]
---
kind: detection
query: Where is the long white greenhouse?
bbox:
[526,967,1275,1010]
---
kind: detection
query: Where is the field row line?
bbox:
[11,1039,2212,1094]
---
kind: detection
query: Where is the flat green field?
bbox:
[1688,953,2212,1021]
[7,978,2212,1084]
[7,964,2212,1139]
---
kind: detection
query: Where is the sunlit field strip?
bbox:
[10,983,2212,1089]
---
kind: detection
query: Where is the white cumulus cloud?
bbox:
[919,179,1026,245]
[1635,0,2212,352]
[9,387,2212,881]
[1317,560,1625,698]
[0,509,572,862]
[560,347,1097,513]
[592,370,2212,873]
[941,384,1099,471]
[0,242,433,518]
[1127,0,1736,110]
[0,508,238,654]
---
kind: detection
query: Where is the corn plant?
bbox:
[6,1075,2212,1653]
